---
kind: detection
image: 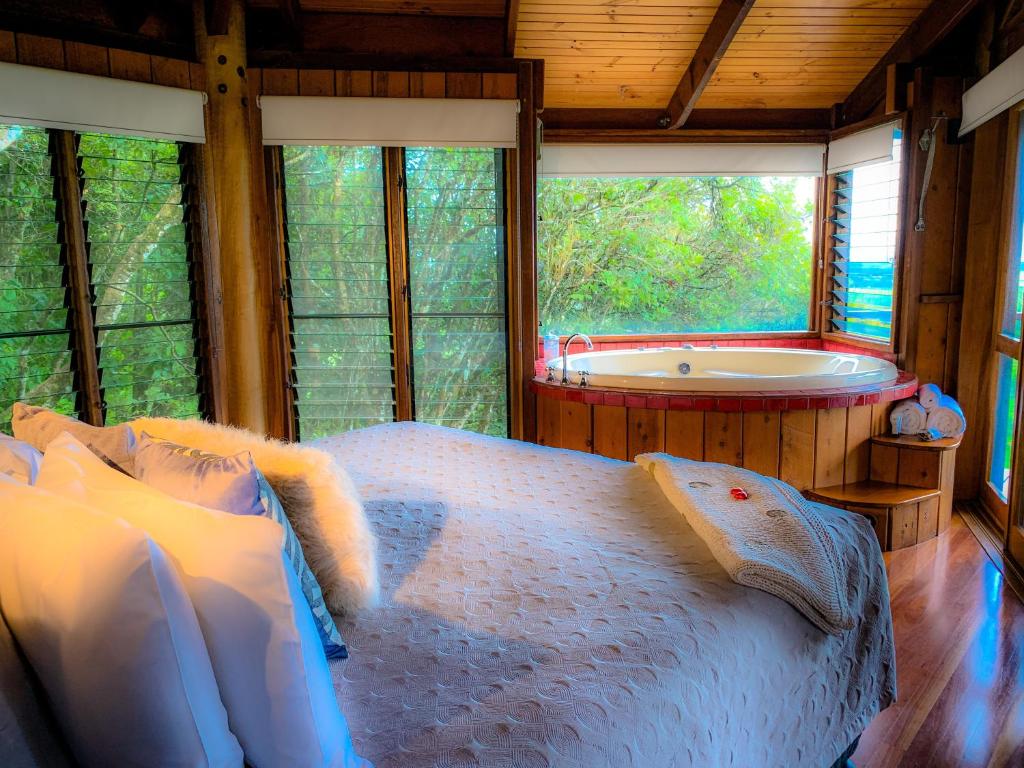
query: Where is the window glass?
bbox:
[1001,128,1024,340]
[537,175,815,335]
[990,353,1019,500]
[78,133,202,424]
[829,130,902,341]
[0,124,76,433]
[405,148,508,437]
[281,146,394,440]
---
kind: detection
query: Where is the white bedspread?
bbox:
[314,422,896,768]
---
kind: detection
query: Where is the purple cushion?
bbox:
[131,432,263,517]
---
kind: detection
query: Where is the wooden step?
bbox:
[871,433,962,452]
[807,480,941,509]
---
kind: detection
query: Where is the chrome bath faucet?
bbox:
[561,333,593,385]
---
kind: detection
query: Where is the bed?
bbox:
[316,422,896,768]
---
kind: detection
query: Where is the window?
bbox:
[827,130,903,342]
[536,175,815,335]
[278,146,509,440]
[282,146,394,438]
[990,354,1019,499]
[79,134,204,424]
[0,124,76,434]
[988,116,1024,508]
[0,123,208,431]
[405,148,508,436]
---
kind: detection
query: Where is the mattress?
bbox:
[315,422,896,768]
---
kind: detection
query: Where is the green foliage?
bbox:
[537,175,814,335]
[0,124,202,433]
[282,146,509,440]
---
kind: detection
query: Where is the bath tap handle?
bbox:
[579,370,590,388]
[545,366,555,383]
[682,344,695,350]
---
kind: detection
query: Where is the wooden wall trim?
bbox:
[383,147,414,423]
[897,72,968,393]
[517,59,539,442]
[52,130,103,426]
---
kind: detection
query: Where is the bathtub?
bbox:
[545,347,899,392]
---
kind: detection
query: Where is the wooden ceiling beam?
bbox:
[246,11,505,59]
[659,0,755,130]
[505,0,519,57]
[840,0,986,125]
[545,107,832,132]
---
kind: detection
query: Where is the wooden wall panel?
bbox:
[665,410,704,460]
[870,443,900,484]
[742,411,780,478]
[780,409,816,490]
[955,114,1009,500]
[704,411,742,465]
[109,49,151,82]
[844,405,873,484]
[560,401,592,453]
[899,73,969,395]
[299,68,335,95]
[594,405,627,460]
[16,34,65,69]
[151,56,191,88]
[536,395,561,448]
[627,407,665,460]
[64,42,110,76]
[814,408,846,488]
[0,31,15,62]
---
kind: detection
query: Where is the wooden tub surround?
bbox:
[531,372,966,552]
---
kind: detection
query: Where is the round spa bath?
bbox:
[532,346,917,493]
[545,347,899,392]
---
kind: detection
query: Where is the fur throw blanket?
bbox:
[130,417,378,614]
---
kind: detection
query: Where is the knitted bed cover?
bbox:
[636,453,855,635]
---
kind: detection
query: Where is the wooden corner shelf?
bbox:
[808,431,960,552]
[807,481,940,509]
[870,434,962,451]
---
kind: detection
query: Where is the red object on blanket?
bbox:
[730,487,749,500]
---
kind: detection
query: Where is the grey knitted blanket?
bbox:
[636,453,855,634]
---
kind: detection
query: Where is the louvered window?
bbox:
[277,146,510,441]
[0,125,209,433]
[405,148,508,436]
[828,130,903,342]
[0,124,76,434]
[281,146,394,440]
[78,133,203,424]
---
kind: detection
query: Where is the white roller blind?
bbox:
[960,46,1024,136]
[538,142,825,177]
[260,96,519,147]
[826,119,900,174]
[0,61,206,143]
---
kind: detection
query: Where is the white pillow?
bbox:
[11,403,135,473]
[0,433,41,483]
[36,433,369,768]
[0,481,242,768]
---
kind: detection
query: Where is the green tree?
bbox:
[537,175,813,335]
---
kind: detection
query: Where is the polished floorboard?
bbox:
[853,514,1024,767]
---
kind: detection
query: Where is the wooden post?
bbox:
[194,0,270,433]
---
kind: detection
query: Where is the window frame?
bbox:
[267,144,517,441]
[534,172,824,342]
[819,113,910,355]
[0,125,218,427]
[987,101,1024,557]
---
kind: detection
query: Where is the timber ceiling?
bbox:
[515,0,932,110]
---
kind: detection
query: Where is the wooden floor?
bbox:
[853,513,1024,767]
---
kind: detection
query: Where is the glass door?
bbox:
[997,103,1024,565]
